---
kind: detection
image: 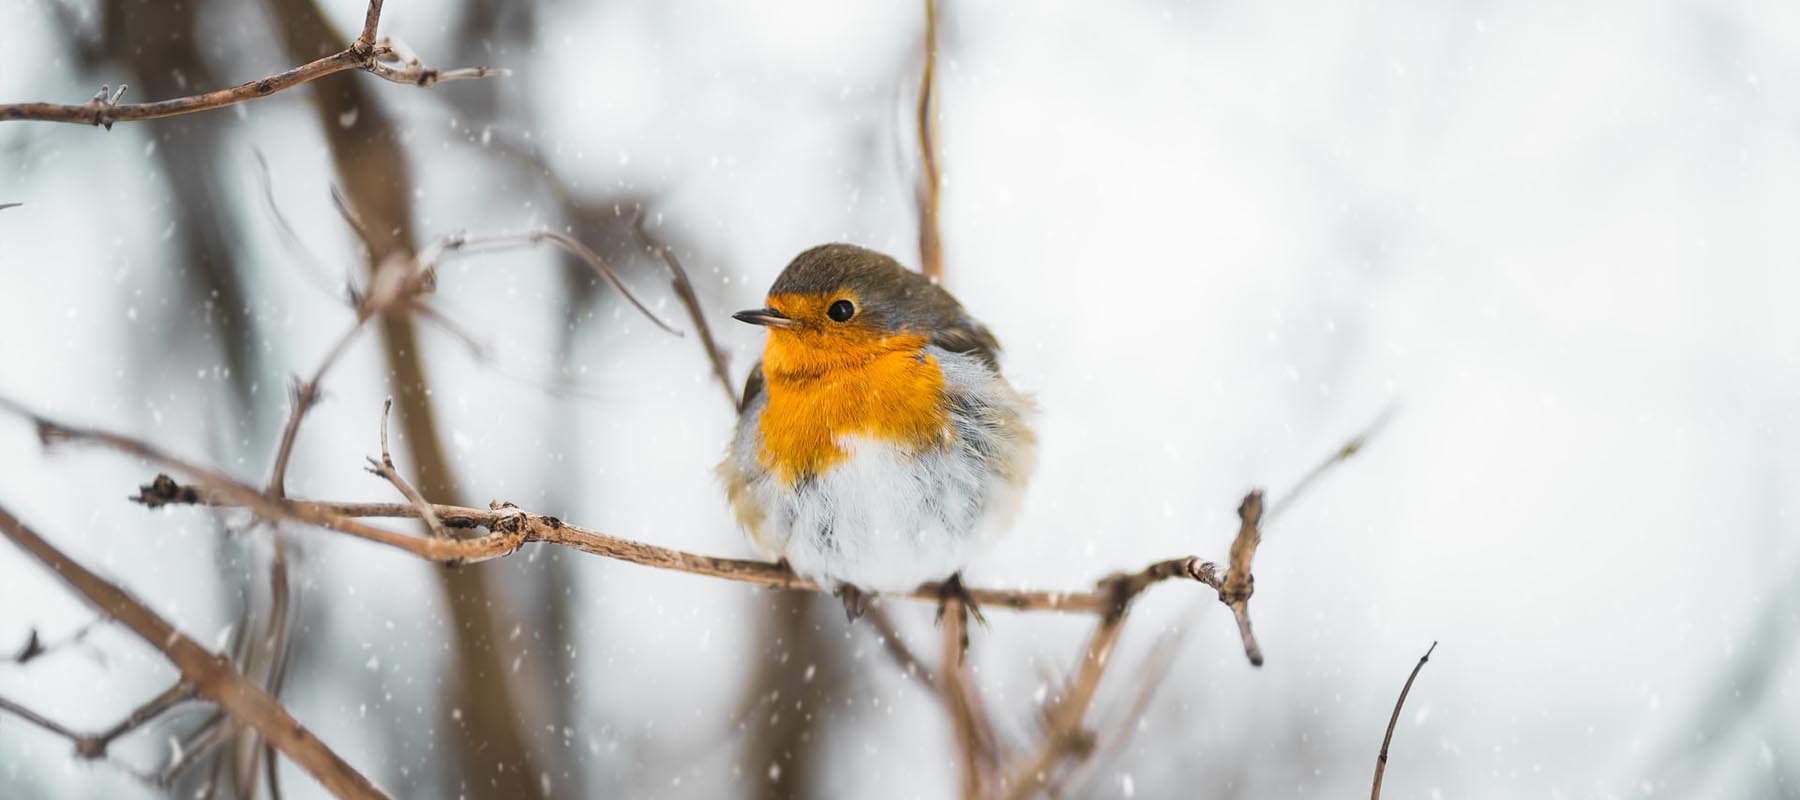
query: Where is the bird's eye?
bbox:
[827,299,855,322]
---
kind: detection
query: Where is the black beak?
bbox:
[732,307,795,328]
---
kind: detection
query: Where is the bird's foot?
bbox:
[835,583,872,623]
[933,572,987,628]
[934,572,987,660]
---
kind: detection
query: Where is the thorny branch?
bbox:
[1371,641,1438,800]
[0,0,505,128]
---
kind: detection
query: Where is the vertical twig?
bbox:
[938,602,998,798]
[1372,641,1438,800]
[356,0,385,51]
[915,0,944,282]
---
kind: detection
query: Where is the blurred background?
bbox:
[2,0,1798,797]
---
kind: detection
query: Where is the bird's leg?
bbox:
[934,572,988,637]
[835,583,871,623]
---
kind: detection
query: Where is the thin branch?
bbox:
[1266,402,1396,522]
[356,0,386,50]
[0,695,83,741]
[0,503,386,799]
[999,492,1265,797]
[939,599,999,799]
[1000,612,1122,800]
[1221,491,1265,666]
[1055,619,1192,797]
[6,619,101,665]
[365,398,448,540]
[251,150,342,301]
[5,395,1254,617]
[133,471,1247,614]
[629,208,738,407]
[82,681,199,760]
[1372,641,1438,800]
[0,202,21,211]
[0,0,504,128]
[915,0,945,281]
[862,605,936,686]
[266,253,420,500]
[433,229,684,336]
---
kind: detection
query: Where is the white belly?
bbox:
[720,346,1037,593]
[753,435,1020,592]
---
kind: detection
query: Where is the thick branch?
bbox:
[0,0,502,128]
[0,503,385,799]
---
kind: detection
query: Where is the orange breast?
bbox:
[756,332,951,485]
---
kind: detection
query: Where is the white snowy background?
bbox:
[2,0,1797,797]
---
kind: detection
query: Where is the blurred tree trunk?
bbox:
[256,0,545,797]
[100,0,262,430]
[95,2,270,795]
[740,592,830,800]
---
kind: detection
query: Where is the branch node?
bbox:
[133,474,199,508]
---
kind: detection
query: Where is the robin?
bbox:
[719,243,1037,621]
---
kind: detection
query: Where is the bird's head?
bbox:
[734,244,960,378]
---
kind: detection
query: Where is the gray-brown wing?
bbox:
[931,320,1002,372]
[738,361,766,413]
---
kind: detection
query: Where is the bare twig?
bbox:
[266,253,421,500]
[0,0,504,128]
[356,0,386,50]
[1266,402,1396,522]
[629,209,737,406]
[365,398,448,540]
[1055,619,1192,797]
[1220,491,1265,666]
[999,491,1266,798]
[6,619,101,665]
[433,229,683,336]
[862,605,936,686]
[0,503,385,799]
[1372,641,1438,800]
[940,599,1000,798]
[10,395,1255,618]
[0,695,83,741]
[1000,612,1122,799]
[915,0,944,281]
[0,202,21,211]
[251,150,342,301]
[87,682,199,760]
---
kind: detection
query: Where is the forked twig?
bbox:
[366,398,448,541]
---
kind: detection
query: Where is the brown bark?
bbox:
[256,0,544,796]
